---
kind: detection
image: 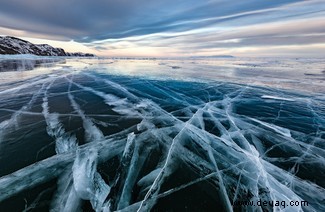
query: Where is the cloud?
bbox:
[92,46,108,51]
[0,0,311,41]
[0,0,324,56]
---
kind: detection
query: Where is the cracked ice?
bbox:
[0,57,324,211]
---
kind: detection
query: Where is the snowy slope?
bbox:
[0,36,94,57]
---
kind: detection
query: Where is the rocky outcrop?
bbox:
[0,36,95,57]
[66,52,95,57]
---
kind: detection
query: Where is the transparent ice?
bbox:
[0,57,324,211]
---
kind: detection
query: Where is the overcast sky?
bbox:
[0,0,324,57]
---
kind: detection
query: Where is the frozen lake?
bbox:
[0,56,324,211]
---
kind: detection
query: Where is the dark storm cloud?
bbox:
[0,0,145,40]
[0,0,307,42]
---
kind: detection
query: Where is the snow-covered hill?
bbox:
[0,36,94,57]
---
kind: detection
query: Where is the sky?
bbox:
[0,0,325,57]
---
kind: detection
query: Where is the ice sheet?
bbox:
[0,57,324,211]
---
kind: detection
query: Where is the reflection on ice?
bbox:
[0,57,324,211]
[0,57,63,72]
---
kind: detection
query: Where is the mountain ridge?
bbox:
[0,36,95,57]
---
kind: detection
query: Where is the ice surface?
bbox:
[261,95,296,102]
[0,57,324,211]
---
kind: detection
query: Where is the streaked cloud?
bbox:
[0,0,324,56]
